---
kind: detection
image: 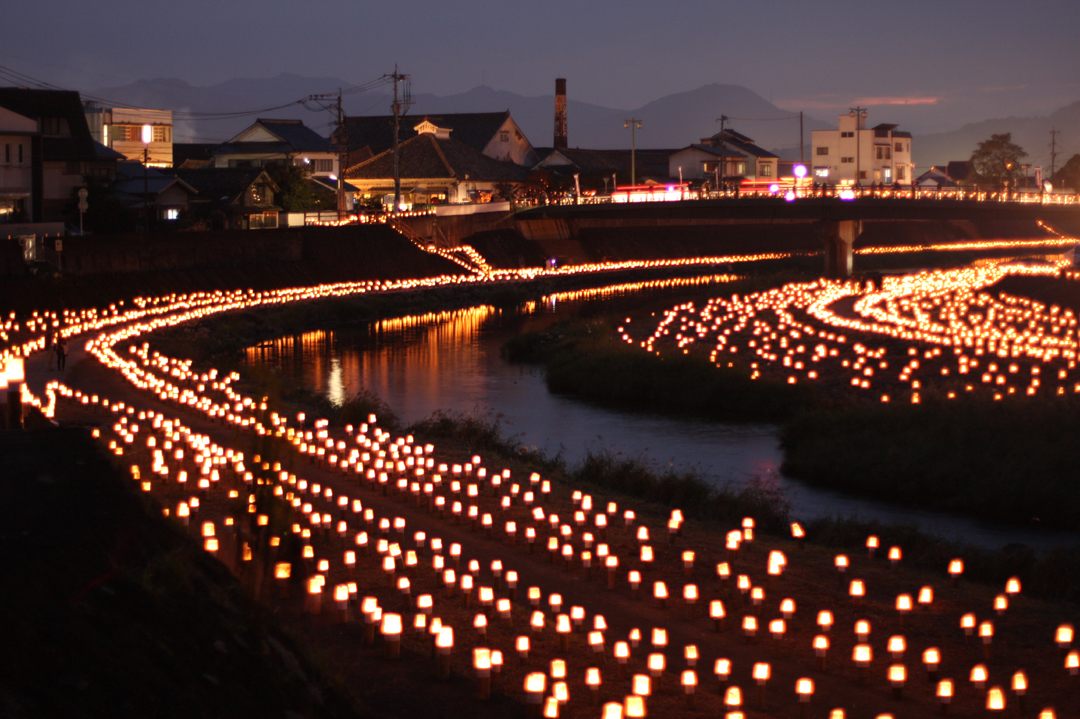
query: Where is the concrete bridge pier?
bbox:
[818,220,863,278]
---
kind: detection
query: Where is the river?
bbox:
[243,286,1080,552]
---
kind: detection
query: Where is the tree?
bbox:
[68,177,135,234]
[969,133,1027,188]
[265,162,329,211]
[1051,153,1080,192]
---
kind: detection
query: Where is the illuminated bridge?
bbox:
[512,196,1080,277]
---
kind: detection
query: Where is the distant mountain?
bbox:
[406,82,830,152]
[87,74,829,153]
[913,101,1080,171]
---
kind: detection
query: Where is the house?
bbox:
[343,127,528,208]
[344,111,537,167]
[211,119,337,177]
[668,129,779,186]
[84,103,173,168]
[811,111,914,185]
[174,167,280,229]
[533,147,675,192]
[0,105,40,227]
[0,88,121,223]
[171,143,216,169]
[112,161,195,226]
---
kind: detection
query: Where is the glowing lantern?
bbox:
[987,686,1006,711]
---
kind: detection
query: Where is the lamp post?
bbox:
[141,124,152,232]
[623,118,642,187]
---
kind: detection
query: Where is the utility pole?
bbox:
[799,111,804,165]
[715,115,727,193]
[390,66,412,213]
[305,88,352,219]
[1050,127,1060,181]
[623,118,642,186]
[333,89,347,219]
[849,106,867,188]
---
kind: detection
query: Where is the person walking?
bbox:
[55,334,67,372]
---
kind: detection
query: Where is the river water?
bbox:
[243,287,1080,552]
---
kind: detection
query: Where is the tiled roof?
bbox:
[174,167,276,204]
[172,142,216,168]
[254,119,334,152]
[214,141,296,156]
[215,119,333,158]
[344,134,527,183]
[682,144,745,158]
[343,111,512,156]
[535,148,674,179]
[946,160,971,181]
[0,88,98,161]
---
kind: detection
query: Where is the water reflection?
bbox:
[243,293,1080,551]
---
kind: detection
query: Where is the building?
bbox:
[212,119,337,177]
[0,105,40,227]
[811,111,913,186]
[344,112,537,167]
[0,88,121,223]
[175,167,280,229]
[916,161,972,189]
[668,129,779,186]
[112,161,195,227]
[343,126,528,208]
[84,104,173,168]
[535,148,673,191]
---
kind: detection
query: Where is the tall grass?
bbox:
[781,399,1080,530]
[506,320,812,423]
[806,515,1080,603]
[572,450,791,532]
[407,411,791,532]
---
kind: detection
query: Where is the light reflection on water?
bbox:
[244,298,1080,551]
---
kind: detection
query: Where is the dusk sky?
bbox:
[3,0,1078,132]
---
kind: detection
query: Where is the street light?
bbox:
[624,118,642,187]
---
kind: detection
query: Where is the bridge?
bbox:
[511,196,1080,277]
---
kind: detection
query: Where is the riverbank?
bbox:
[134,265,1080,600]
[1,428,368,718]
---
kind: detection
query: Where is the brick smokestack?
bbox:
[554,78,568,150]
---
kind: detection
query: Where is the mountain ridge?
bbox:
[83,74,1079,168]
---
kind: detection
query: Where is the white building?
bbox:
[810,111,913,186]
[212,119,337,178]
[669,129,779,186]
[0,105,37,226]
[85,104,173,168]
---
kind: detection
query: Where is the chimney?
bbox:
[554,78,568,150]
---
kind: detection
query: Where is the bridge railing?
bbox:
[512,186,1080,208]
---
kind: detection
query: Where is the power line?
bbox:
[723,115,802,122]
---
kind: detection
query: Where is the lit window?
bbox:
[152,126,170,143]
[759,164,772,177]
[165,208,179,221]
